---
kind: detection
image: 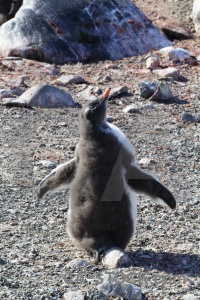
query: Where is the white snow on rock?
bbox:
[159,46,193,61]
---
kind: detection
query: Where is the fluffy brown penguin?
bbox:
[38,88,176,267]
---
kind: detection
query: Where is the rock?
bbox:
[138,81,158,99]
[92,87,103,96]
[2,84,75,108]
[58,122,68,127]
[154,67,180,81]
[103,75,113,82]
[193,0,200,35]
[39,160,57,169]
[138,158,157,164]
[102,247,133,268]
[154,18,192,40]
[182,294,199,300]
[0,87,24,99]
[2,57,59,75]
[143,103,154,109]
[77,86,102,101]
[0,0,171,63]
[93,75,103,83]
[181,112,200,123]
[159,46,194,62]
[65,258,89,269]
[123,105,141,114]
[109,86,128,99]
[154,125,163,131]
[139,81,172,101]
[105,63,121,70]
[87,289,107,300]
[1,57,24,71]
[10,258,30,265]
[106,115,115,123]
[149,82,172,101]
[0,259,6,265]
[63,291,85,300]
[6,77,26,87]
[42,64,59,75]
[98,274,142,299]
[56,75,87,85]
[145,54,160,69]
[1,60,15,71]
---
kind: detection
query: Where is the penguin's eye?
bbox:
[91,104,98,110]
[90,102,100,111]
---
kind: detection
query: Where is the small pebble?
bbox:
[63,291,85,300]
[123,104,141,114]
[182,294,199,300]
[106,115,115,123]
[182,112,200,123]
[56,75,86,85]
[65,259,89,269]
[109,86,128,99]
[138,158,157,164]
[145,54,160,69]
[39,160,57,169]
[143,103,154,109]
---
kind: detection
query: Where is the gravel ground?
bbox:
[0,0,200,299]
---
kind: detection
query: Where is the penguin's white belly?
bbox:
[122,167,137,239]
[107,122,137,239]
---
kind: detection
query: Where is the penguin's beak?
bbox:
[101,88,111,102]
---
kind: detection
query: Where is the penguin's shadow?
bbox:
[109,93,189,105]
[127,249,200,277]
[152,96,189,105]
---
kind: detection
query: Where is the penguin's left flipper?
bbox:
[125,164,176,209]
[38,158,76,199]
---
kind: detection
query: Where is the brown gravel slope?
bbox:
[0,0,200,299]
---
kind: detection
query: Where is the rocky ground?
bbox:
[0,0,200,299]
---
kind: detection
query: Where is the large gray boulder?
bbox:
[193,0,200,35]
[0,0,171,63]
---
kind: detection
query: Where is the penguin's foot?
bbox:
[101,247,134,269]
[92,249,100,264]
[88,248,106,264]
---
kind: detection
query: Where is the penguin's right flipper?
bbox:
[126,164,176,209]
[38,158,76,199]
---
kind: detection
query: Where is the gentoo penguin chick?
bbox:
[38,88,176,267]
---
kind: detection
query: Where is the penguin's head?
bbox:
[79,88,110,129]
